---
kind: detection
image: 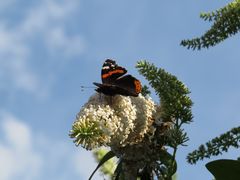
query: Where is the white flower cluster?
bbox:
[71,93,157,150]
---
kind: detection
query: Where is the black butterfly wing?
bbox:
[94,59,141,97]
[101,59,127,84]
[113,75,142,97]
[93,82,122,96]
[93,75,142,97]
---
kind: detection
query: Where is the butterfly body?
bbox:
[93,59,142,97]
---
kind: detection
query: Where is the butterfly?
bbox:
[93,59,142,97]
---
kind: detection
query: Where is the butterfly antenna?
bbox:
[80,85,95,92]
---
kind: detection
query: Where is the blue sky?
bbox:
[0,0,239,179]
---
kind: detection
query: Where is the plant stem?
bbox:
[122,160,138,180]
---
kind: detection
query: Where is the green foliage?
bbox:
[206,159,240,180]
[158,149,178,178]
[136,60,193,179]
[187,126,240,164]
[141,85,151,97]
[113,159,123,180]
[136,60,193,124]
[165,127,189,148]
[89,150,116,180]
[88,61,193,180]
[93,148,117,178]
[181,0,240,50]
[180,1,240,179]
[75,61,193,180]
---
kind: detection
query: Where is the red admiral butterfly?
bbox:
[93,59,142,97]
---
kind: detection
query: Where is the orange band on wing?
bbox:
[102,69,125,79]
[134,80,142,93]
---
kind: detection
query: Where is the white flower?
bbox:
[70,93,158,150]
[127,94,156,144]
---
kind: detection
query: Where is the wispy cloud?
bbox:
[46,27,85,57]
[0,111,98,180]
[0,112,43,180]
[0,24,38,93]
[20,0,85,57]
[21,0,77,33]
[0,0,85,97]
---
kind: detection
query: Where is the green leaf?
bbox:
[114,159,123,180]
[141,85,151,97]
[136,60,193,123]
[181,0,240,50]
[187,126,240,164]
[206,159,240,180]
[159,149,177,177]
[89,150,116,180]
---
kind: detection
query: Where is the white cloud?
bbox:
[46,27,85,57]
[0,111,101,180]
[0,59,40,94]
[0,25,28,58]
[1,113,31,150]
[0,0,85,97]
[20,0,85,57]
[0,112,43,180]
[21,0,77,34]
[0,24,39,93]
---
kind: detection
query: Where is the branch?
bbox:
[181,0,240,50]
[187,126,240,164]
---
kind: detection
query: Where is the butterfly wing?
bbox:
[94,59,141,97]
[113,75,142,97]
[93,82,117,96]
[101,59,127,84]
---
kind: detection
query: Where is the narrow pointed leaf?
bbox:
[114,159,123,180]
[159,149,177,176]
[89,150,116,180]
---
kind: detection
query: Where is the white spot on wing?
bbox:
[102,66,110,69]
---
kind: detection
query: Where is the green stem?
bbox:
[169,119,180,178]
